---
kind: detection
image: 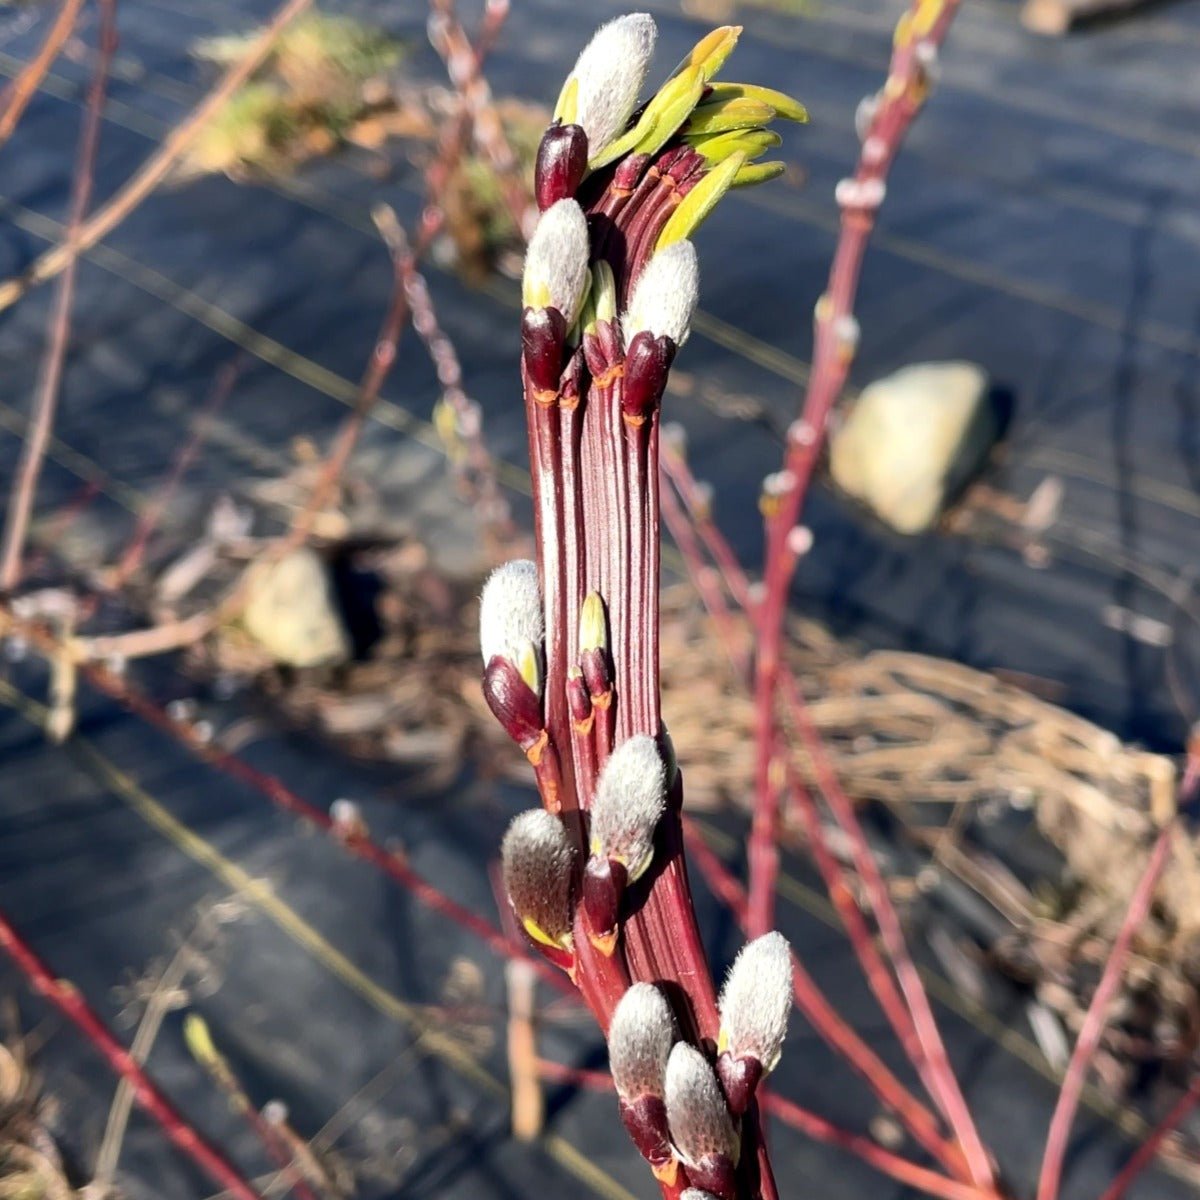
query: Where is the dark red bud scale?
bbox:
[521,306,569,403]
[618,1095,676,1182]
[612,152,652,195]
[580,646,613,704]
[716,1050,763,1118]
[597,319,623,365]
[582,326,612,379]
[535,123,588,210]
[566,669,594,732]
[582,855,628,955]
[622,331,676,426]
[687,1154,739,1200]
[559,347,585,412]
[483,655,546,759]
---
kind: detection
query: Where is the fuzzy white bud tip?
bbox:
[623,239,700,350]
[718,931,792,1071]
[569,14,657,158]
[522,199,590,321]
[664,1043,739,1167]
[501,809,576,948]
[609,983,675,1100]
[681,1192,720,1200]
[590,734,667,878]
[480,559,543,668]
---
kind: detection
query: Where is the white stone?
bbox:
[241,548,351,668]
[830,361,994,534]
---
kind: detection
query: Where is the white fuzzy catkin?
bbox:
[623,240,700,349]
[500,809,575,946]
[590,734,666,877]
[680,1192,720,1200]
[479,559,543,667]
[718,931,793,1071]
[569,14,657,157]
[522,199,591,320]
[608,983,675,1100]
[664,1043,739,1166]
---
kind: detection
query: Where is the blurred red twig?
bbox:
[682,821,964,1176]
[743,1,994,1188]
[110,356,246,589]
[426,0,535,241]
[0,607,577,1004]
[284,206,413,549]
[533,1055,984,1200]
[662,447,979,1167]
[0,908,264,1200]
[1098,1079,1200,1200]
[0,0,116,593]
[0,0,86,146]
[1037,756,1198,1200]
[399,238,517,545]
[290,0,514,550]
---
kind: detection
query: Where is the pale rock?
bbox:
[830,361,994,534]
[241,548,351,667]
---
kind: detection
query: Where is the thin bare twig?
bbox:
[0,0,86,146]
[0,0,313,316]
[426,0,534,240]
[662,444,981,1167]
[0,607,577,1004]
[108,356,245,589]
[0,0,116,592]
[682,820,964,1177]
[93,918,207,1186]
[0,908,263,1200]
[286,0,513,550]
[1037,759,1198,1200]
[282,204,413,550]
[746,1,993,1188]
[1097,1078,1200,1200]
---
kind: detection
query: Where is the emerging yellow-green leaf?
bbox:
[706,83,808,123]
[554,75,580,125]
[731,160,787,188]
[669,24,742,83]
[685,127,782,166]
[685,97,777,137]
[657,151,747,250]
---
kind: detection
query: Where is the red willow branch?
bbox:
[283,204,413,550]
[660,438,756,621]
[0,909,264,1200]
[0,0,86,146]
[0,0,116,593]
[482,17,813,1199]
[662,427,979,1173]
[749,0,960,930]
[745,1,995,1189]
[1037,756,1199,1200]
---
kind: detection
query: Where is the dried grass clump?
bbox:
[183,10,404,178]
[180,10,543,278]
[0,1040,76,1200]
